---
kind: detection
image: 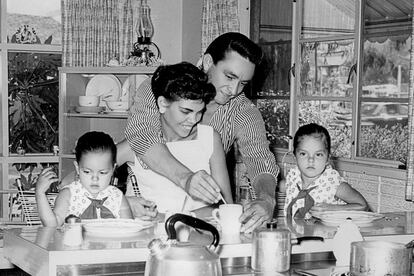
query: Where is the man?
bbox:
[125,32,279,233]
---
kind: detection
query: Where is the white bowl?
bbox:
[106,101,129,111]
[79,96,100,107]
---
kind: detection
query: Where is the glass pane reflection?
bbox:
[7,0,61,45]
[300,40,355,97]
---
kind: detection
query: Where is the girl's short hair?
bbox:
[75,131,117,164]
[293,123,331,155]
[151,62,215,104]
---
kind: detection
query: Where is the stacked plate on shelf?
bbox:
[75,74,150,115]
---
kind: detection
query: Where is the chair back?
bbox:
[15,178,57,225]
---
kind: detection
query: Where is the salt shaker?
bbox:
[332,218,364,267]
[63,215,83,247]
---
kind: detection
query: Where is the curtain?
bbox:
[62,0,136,67]
[201,0,239,54]
[405,5,414,201]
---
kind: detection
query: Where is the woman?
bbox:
[119,62,233,215]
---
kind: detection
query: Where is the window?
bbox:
[1,0,61,219]
[253,0,411,168]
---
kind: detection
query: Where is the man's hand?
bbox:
[184,170,221,204]
[240,173,277,233]
[240,198,274,233]
[126,196,158,220]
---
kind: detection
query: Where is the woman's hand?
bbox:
[126,196,158,220]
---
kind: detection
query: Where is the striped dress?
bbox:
[125,78,279,193]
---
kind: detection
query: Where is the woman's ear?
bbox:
[201,54,213,72]
[157,96,169,114]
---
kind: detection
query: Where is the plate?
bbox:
[311,210,384,227]
[85,74,121,105]
[75,106,105,114]
[82,218,155,237]
[120,75,149,102]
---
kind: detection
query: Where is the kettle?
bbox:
[144,213,222,276]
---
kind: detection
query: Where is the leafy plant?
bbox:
[12,162,59,191]
[8,52,61,154]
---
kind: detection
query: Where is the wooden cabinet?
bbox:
[58,67,156,178]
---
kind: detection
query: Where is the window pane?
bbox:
[358,36,410,165]
[8,162,59,191]
[8,52,61,154]
[7,0,61,45]
[258,41,291,97]
[301,0,355,39]
[255,99,289,148]
[299,100,352,159]
[300,40,355,97]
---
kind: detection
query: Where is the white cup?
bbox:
[212,204,243,234]
[78,96,100,107]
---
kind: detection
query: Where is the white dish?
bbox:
[85,75,121,105]
[82,218,155,237]
[311,210,383,227]
[104,111,128,115]
[75,106,105,114]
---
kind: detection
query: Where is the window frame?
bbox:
[0,0,62,218]
[291,0,409,169]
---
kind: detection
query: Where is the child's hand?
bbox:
[36,167,58,194]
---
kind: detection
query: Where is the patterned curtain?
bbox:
[62,0,136,67]
[201,0,239,54]
[406,5,414,201]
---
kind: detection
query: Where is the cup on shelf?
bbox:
[78,96,100,107]
[212,204,243,234]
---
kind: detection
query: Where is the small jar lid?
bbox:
[266,219,277,229]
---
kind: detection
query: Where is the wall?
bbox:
[149,0,202,65]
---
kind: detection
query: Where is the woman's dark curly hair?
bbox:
[151,62,216,104]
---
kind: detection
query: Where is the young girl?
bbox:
[283,123,368,219]
[36,131,133,226]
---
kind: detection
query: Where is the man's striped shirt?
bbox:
[125,78,279,185]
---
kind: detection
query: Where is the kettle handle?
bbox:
[166,213,220,248]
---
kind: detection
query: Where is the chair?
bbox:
[127,165,141,197]
[15,178,57,226]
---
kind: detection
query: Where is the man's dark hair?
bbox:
[204,32,263,66]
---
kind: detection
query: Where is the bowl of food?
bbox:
[106,101,129,112]
[78,96,100,107]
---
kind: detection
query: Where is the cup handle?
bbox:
[212,208,220,223]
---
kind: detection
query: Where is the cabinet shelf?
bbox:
[64,112,128,119]
[59,66,155,179]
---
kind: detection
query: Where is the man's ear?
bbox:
[157,96,169,114]
[202,54,213,72]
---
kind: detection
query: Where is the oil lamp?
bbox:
[131,0,160,64]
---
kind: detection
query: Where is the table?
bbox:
[5,212,414,275]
